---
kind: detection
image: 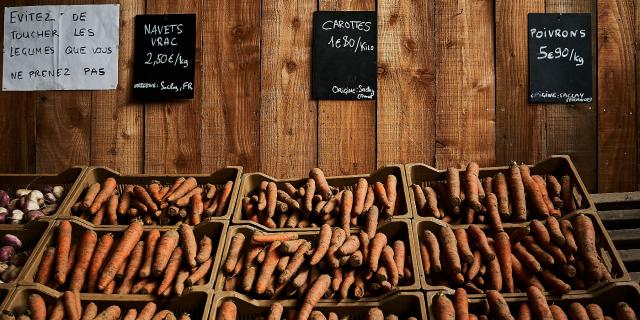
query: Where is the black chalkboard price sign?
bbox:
[133,14,196,100]
[528,13,592,103]
[312,11,377,100]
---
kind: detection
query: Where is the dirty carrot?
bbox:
[89,177,117,214]
[98,221,144,290]
[139,229,160,278]
[179,223,198,268]
[440,225,461,275]
[68,230,98,291]
[55,220,72,285]
[167,177,197,202]
[310,168,332,200]
[510,163,527,222]
[494,231,514,293]
[424,230,441,273]
[196,235,213,264]
[453,229,474,264]
[433,292,455,320]
[526,286,553,320]
[465,162,482,211]
[152,229,180,278]
[224,233,246,274]
[186,256,213,287]
[297,274,331,320]
[368,233,388,272]
[251,233,298,244]
[35,246,55,285]
[468,225,495,261]
[157,247,183,294]
[446,167,461,207]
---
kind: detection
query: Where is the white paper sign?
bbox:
[2,5,119,91]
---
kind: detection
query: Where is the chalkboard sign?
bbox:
[133,14,195,100]
[528,13,592,103]
[312,11,377,100]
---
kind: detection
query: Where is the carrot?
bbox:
[420,186,439,218]
[117,240,144,294]
[86,233,114,292]
[115,185,134,215]
[98,221,144,290]
[297,274,331,320]
[362,186,375,213]
[193,235,213,264]
[464,162,482,211]
[190,192,203,224]
[453,229,473,264]
[486,254,503,291]
[178,223,198,267]
[423,230,441,273]
[446,168,461,207]
[382,245,399,286]
[186,256,213,287]
[279,240,311,284]
[540,269,571,294]
[521,237,554,268]
[63,291,80,320]
[27,294,46,320]
[468,225,495,261]
[412,184,427,216]
[525,286,552,320]
[616,302,637,320]
[516,302,532,320]
[254,241,281,294]
[80,182,102,211]
[339,269,356,299]
[326,228,347,268]
[54,220,72,285]
[533,175,560,216]
[337,235,359,256]
[560,175,576,213]
[439,225,461,275]
[302,178,316,214]
[104,193,119,225]
[383,175,398,217]
[167,177,197,202]
[512,243,542,273]
[151,310,175,320]
[569,303,589,320]
[48,299,65,320]
[508,163,527,222]
[122,309,137,320]
[157,247,183,294]
[340,190,354,234]
[585,304,604,320]
[549,305,568,320]
[252,233,298,244]
[392,240,406,281]
[453,288,468,320]
[520,165,549,218]
[93,306,121,320]
[264,182,277,218]
[35,246,55,284]
[134,185,158,213]
[310,168,332,200]
[529,220,551,247]
[267,302,284,320]
[82,303,98,320]
[368,233,388,272]
[487,290,513,320]
[433,292,455,320]
[574,214,603,280]
[152,229,180,277]
[68,230,98,291]
[466,250,481,280]
[137,229,160,279]
[310,224,332,265]
[373,182,391,209]
[543,217,565,247]
[546,176,563,206]
[89,178,117,214]
[490,173,509,219]
[494,232,514,293]
[349,178,368,216]
[560,220,578,254]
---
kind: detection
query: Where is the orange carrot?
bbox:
[560,176,576,213]
[139,229,160,278]
[310,224,332,265]
[196,235,213,264]
[585,304,604,320]
[433,292,455,320]
[81,182,101,211]
[439,225,461,275]
[424,230,441,273]
[117,185,134,215]
[28,293,46,320]
[454,288,468,320]
[224,233,246,274]
[340,190,354,234]
[68,230,98,291]
[549,305,567,320]
[93,306,121,320]
[89,178,117,214]
[453,229,473,264]
[521,236,554,268]
[117,240,144,294]
[526,286,552,320]
[179,224,198,267]
[297,274,331,320]
[264,182,277,218]
[157,247,183,294]
[383,175,398,217]
[63,291,80,320]
[540,269,571,294]
[494,232,514,293]
[82,302,98,320]
[487,290,513,320]
[279,240,311,285]
[363,206,379,240]
[255,242,282,294]
[491,173,510,219]
[137,302,158,320]
[382,245,399,286]
[363,186,375,213]
[217,301,237,320]
[545,216,565,246]
[574,214,602,280]
[105,193,119,225]
[352,178,368,216]
[98,221,144,290]
[373,182,390,209]
[412,184,427,216]
[616,302,637,320]
[509,163,526,222]
[55,220,73,285]
[152,229,180,278]
[392,240,406,281]
[186,256,213,287]
[326,228,347,268]
[86,233,114,292]
[310,168,332,200]
[533,175,560,216]
[468,225,495,261]
[519,165,549,218]
[252,233,298,244]
[569,303,589,320]
[368,233,388,272]
[446,167,461,207]
[512,243,542,273]
[303,178,316,214]
[134,185,158,212]
[423,186,440,218]
[560,220,578,254]
[167,177,197,202]
[465,162,482,211]
[530,220,552,247]
[35,246,55,285]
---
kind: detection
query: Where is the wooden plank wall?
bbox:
[0,0,638,193]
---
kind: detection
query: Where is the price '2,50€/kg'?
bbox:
[144,52,189,68]
[537,46,584,66]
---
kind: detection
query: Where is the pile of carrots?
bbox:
[221,223,412,304]
[4,293,192,320]
[420,214,613,294]
[241,168,402,229]
[71,177,234,226]
[412,162,578,223]
[34,220,215,297]
[433,286,637,320]
[216,300,418,320]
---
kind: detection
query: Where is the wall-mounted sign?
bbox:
[528,13,592,103]
[312,11,377,100]
[2,5,119,91]
[133,14,195,100]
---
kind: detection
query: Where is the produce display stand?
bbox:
[3,285,213,320]
[0,166,88,222]
[412,213,630,295]
[593,191,640,283]
[210,291,427,320]
[405,155,596,222]
[231,165,412,231]
[57,166,243,227]
[0,286,14,311]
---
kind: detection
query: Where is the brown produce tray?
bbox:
[19,218,228,293]
[405,155,595,222]
[231,165,412,231]
[0,220,53,285]
[0,286,13,311]
[59,166,242,226]
[413,213,629,295]
[210,291,427,320]
[426,281,640,319]
[215,219,420,300]
[0,167,88,222]
[3,285,212,319]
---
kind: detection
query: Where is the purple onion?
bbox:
[0,246,15,262]
[0,191,8,207]
[0,234,22,250]
[25,210,45,222]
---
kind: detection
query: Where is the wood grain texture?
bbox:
[260,0,317,178]
[495,0,546,166]
[317,0,376,176]
[597,0,637,192]
[144,0,203,174]
[201,0,260,173]
[91,0,144,174]
[637,1,640,191]
[376,0,436,167]
[35,0,92,173]
[434,0,496,168]
[0,1,35,173]
[544,0,597,192]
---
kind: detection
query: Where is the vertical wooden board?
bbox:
[260,0,317,178]
[0,2,36,173]
[597,0,637,192]
[201,0,260,173]
[637,1,640,190]
[317,0,376,176]
[144,0,203,174]
[495,0,546,166]
[544,0,598,192]
[434,0,496,168]
[91,0,144,174]
[376,0,436,167]
[35,0,93,173]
